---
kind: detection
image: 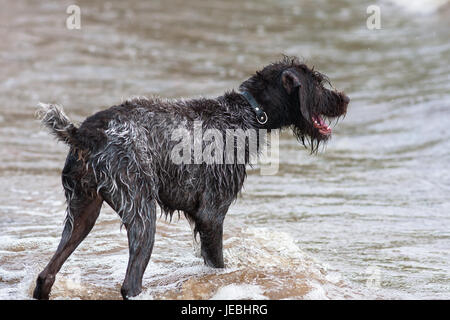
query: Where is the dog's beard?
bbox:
[292,124,330,154]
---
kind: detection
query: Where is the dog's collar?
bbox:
[240,91,268,125]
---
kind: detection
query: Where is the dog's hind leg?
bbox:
[33,152,103,300]
[120,200,156,299]
[33,193,103,299]
[100,178,157,299]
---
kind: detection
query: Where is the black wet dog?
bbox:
[33,56,349,299]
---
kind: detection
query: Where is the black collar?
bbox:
[240,91,268,125]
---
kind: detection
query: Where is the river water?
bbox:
[0,0,449,299]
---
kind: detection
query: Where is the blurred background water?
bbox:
[0,0,449,299]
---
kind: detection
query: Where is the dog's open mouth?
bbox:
[312,114,332,136]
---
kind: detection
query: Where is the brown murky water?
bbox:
[0,0,449,299]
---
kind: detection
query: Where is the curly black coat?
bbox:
[33,56,349,299]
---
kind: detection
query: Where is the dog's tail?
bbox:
[36,103,80,147]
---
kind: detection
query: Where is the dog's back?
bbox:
[38,97,247,225]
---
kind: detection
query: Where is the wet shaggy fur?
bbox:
[33,56,349,299]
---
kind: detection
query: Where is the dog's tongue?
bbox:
[312,115,331,135]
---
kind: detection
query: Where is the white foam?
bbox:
[224,227,320,271]
[0,267,26,282]
[304,282,330,300]
[0,235,57,252]
[221,227,357,299]
[0,264,41,300]
[0,222,358,300]
[211,284,267,300]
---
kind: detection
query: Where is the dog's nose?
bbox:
[341,93,350,105]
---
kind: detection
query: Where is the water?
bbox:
[0,0,449,299]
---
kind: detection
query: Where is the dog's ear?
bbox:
[282,69,311,123]
[281,70,301,94]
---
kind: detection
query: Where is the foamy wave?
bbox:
[138,227,359,300]
[4,225,359,300]
[224,227,318,270]
[211,284,267,300]
[221,227,350,299]
[0,264,41,300]
[0,235,58,252]
[0,267,26,282]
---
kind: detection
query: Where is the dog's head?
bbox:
[240,56,349,152]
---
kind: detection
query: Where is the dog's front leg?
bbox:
[199,221,224,268]
[192,208,227,269]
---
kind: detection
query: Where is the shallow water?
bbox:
[0,0,449,299]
